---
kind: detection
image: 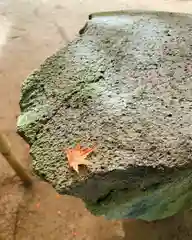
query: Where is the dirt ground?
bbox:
[0,0,192,239]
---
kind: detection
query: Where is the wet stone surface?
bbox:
[17,11,192,221]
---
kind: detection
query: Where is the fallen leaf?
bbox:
[72,231,77,236]
[63,143,96,173]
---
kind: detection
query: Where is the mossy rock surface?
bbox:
[17,11,192,221]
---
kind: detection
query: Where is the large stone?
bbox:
[17,11,192,221]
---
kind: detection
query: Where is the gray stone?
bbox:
[17,11,192,221]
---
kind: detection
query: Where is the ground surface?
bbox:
[0,0,192,239]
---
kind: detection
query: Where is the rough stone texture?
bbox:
[17,11,192,221]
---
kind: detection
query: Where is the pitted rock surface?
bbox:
[17,11,192,220]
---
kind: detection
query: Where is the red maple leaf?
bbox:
[63,143,96,173]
